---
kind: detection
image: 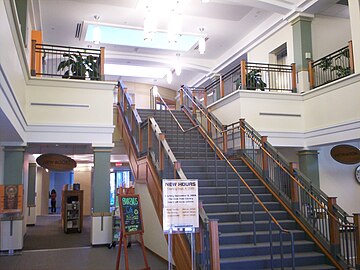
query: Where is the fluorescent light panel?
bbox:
[85,24,199,52]
[105,64,168,78]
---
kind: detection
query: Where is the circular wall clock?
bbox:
[356,165,360,184]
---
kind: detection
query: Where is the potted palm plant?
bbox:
[57,52,100,80]
[246,69,266,91]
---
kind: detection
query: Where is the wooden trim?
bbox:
[291,63,297,92]
[180,89,184,107]
[354,213,360,269]
[241,60,246,89]
[289,162,299,210]
[308,60,314,89]
[203,91,207,107]
[239,119,245,150]
[348,40,354,74]
[100,47,105,81]
[222,125,228,153]
[219,75,225,98]
[240,156,343,270]
[30,39,36,76]
[261,136,268,173]
[209,220,220,270]
[328,197,340,254]
[116,104,192,270]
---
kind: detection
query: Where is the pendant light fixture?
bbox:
[93,15,101,45]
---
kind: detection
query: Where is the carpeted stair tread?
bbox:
[219,229,303,237]
[220,251,326,263]
[220,240,313,249]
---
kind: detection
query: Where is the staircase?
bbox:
[138,108,336,270]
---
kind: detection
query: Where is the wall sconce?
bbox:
[305,52,312,60]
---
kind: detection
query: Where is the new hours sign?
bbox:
[162,179,199,233]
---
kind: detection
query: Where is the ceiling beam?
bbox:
[207,0,294,14]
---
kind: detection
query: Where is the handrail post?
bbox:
[196,201,204,266]
[328,197,340,256]
[222,125,228,154]
[308,60,314,89]
[147,119,152,152]
[131,104,136,134]
[117,82,121,105]
[209,219,220,270]
[261,136,268,180]
[100,47,105,81]
[203,90,208,107]
[291,63,297,93]
[139,123,143,153]
[220,75,225,98]
[179,88,184,107]
[173,161,181,179]
[159,133,165,176]
[349,40,354,74]
[354,213,360,270]
[239,119,245,150]
[289,162,300,211]
[30,40,36,76]
[207,114,212,136]
[241,60,246,89]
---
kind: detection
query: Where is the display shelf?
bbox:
[61,189,83,233]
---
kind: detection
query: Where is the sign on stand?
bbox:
[162,179,199,270]
[115,193,150,270]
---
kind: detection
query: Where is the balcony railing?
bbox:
[30,41,104,81]
[308,41,354,89]
[203,60,296,105]
[179,85,360,269]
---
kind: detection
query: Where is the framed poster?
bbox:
[0,184,23,214]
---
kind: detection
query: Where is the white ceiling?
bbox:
[1,0,349,163]
[35,0,343,90]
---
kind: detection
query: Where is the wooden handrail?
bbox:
[116,96,192,270]
[179,92,291,233]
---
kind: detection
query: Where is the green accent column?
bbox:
[14,0,28,45]
[92,147,112,213]
[298,150,320,188]
[4,146,25,185]
[27,163,36,206]
[292,16,313,71]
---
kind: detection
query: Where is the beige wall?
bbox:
[247,24,294,64]
[123,81,176,109]
[311,15,351,60]
[74,169,92,216]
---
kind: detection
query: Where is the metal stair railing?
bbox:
[178,87,296,269]
[180,85,358,270]
[117,82,220,270]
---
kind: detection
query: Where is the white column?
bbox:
[349,0,360,73]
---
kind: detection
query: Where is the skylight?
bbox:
[85,24,199,52]
[105,64,168,78]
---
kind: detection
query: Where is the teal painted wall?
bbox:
[93,148,111,213]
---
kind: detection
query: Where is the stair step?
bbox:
[203,202,282,212]
[208,210,289,222]
[220,252,329,269]
[220,240,315,257]
[199,193,274,203]
[218,219,297,233]
[219,229,306,245]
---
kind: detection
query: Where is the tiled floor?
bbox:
[0,215,168,270]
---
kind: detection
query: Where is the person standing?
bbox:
[50,189,57,214]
